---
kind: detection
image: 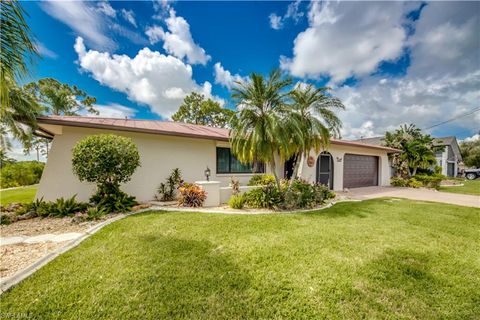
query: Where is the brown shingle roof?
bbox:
[37,116,400,152]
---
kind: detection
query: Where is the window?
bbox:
[216,147,265,174]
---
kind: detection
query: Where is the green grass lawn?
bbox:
[1,199,479,319]
[439,179,480,196]
[0,185,38,206]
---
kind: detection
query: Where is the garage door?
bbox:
[343,154,378,188]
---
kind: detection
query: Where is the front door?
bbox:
[317,153,333,189]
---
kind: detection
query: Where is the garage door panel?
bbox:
[343,154,378,188]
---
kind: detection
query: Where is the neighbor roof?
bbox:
[37,116,400,153]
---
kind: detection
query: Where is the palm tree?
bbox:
[230,70,297,189]
[1,77,41,149]
[288,84,345,179]
[0,0,38,109]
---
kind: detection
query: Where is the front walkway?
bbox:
[340,186,480,208]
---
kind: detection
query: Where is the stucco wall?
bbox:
[36,126,269,202]
[285,144,391,191]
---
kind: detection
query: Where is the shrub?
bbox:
[177,183,207,207]
[244,184,282,209]
[391,177,408,187]
[0,161,44,188]
[414,174,444,189]
[282,180,334,209]
[90,184,138,213]
[49,196,88,217]
[247,174,276,186]
[86,206,107,220]
[72,134,140,212]
[228,194,245,209]
[407,178,422,188]
[156,168,183,201]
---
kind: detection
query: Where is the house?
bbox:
[35,116,399,202]
[355,136,462,177]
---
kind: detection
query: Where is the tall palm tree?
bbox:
[288,84,345,179]
[0,0,38,109]
[230,70,298,189]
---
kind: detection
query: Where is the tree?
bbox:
[230,69,294,189]
[24,137,50,161]
[172,92,234,128]
[1,77,41,149]
[288,84,345,180]
[72,134,140,197]
[24,78,97,115]
[0,0,38,110]
[460,138,480,168]
[384,124,439,177]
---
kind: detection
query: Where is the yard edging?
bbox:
[0,208,152,294]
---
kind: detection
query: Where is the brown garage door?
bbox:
[343,154,378,188]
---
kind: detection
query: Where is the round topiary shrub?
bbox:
[72,134,140,212]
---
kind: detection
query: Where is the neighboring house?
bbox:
[355,136,462,177]
[35,116,399,202]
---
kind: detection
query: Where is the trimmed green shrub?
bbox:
[228,194,245,209]
[72,134,140,213]
[178,183,207,207]
[407,178,423,188]
[391,177,408,187]
[244,185,282,209]
[86,206,107,220]
[0,161,44,188]
[247,174,276,186]
[414,174,444,189]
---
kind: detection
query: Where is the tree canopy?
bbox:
[25,78,97,115]
[172,92,234,128]
[460,138,480,168]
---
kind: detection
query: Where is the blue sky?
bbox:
[12,1,480,159]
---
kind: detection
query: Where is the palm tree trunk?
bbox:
[295,152,306,179]
[412,167,417,176]
[269,155,282,191]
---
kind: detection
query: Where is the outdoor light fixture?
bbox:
[336,157,343,162]
[204,166,211,181]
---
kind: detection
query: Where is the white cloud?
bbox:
[88,103,137,118]
[213,62,246,89]
[156,9,211,65]
[121,9,137,28]
[96,1,116,18]
[269,0,304,30]
[269,14,283,30]
[36,42,58,59]
[41,1,115,49]
[281,1,413,82]
[145,25,165,44]
[74,37,216,118]
[462,134,480,142]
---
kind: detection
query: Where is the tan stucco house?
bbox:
[35,116,399,202]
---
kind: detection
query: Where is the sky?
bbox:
[10,0,480,160]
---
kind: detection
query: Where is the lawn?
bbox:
[439,179,480,196]
[1,199,479,319]
[0,185,38,206]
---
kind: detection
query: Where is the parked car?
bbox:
[464,168,480,180]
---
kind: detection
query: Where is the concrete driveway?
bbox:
[339,186,480,208]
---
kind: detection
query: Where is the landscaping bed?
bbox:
[1,199,478,319]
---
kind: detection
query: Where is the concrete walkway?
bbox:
[340,186,480,208]
[0,233,83,246]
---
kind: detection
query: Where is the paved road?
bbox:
[340,186,480,208]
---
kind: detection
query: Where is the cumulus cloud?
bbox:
[269,0,304,30]
[74,37,216,118]
[121,9,137,28]
[462,134,480,142]
[281,1,413,82]
[213,62,246,89]
[146,9,210,65]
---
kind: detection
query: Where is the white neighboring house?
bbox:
[355,136,462,177]
[34,116,400,202]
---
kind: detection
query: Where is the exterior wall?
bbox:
[36,126,271,202]
[291,144,391,191]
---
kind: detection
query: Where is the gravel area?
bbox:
[0,242,65,278]
[0,217,100,238]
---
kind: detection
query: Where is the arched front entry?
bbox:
[316,152,333,189]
